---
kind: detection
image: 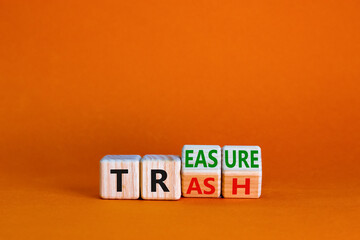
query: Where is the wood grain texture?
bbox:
[182,172,221,197]
[181,145,221,198]
[141,155,181,200]
[100,155,140,199]
[222,171,261,198]
[222,146,262,198]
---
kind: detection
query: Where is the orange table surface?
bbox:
[1,1,359,239]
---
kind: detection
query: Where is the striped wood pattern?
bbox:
[181,145,221,198]
[222,171,261,198]
[141,155,181,200]
[100,155,140,199]
[182,172,221,197]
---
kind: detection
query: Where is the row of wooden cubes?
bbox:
[100,145,262,200]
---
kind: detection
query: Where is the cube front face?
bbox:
[181,145,221,198]
[222,172,261,198]
[141,155,181,200]
[222,146,262,198]
[100,155,140,199]
[182,172,220,197]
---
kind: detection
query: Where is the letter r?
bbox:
[151,169,170,192]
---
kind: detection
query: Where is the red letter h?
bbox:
[232,178,250,195]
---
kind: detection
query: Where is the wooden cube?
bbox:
[141,155,181,200]
[181,145,221,198]
[100,155,140,199]
[222,146,262,198]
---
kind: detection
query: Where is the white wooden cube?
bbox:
[222,146,262,198]
[141,155,181,200]
[100,155,140,199]
[181,145,221,197]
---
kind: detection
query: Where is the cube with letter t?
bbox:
[181,145,221,197]
[141,155,181,200]
[222,146,262,198]
[100,155,140,199]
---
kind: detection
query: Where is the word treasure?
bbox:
[100,145,262,200]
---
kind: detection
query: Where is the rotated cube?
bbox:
[181,145,221,198]
[222,146,262,198]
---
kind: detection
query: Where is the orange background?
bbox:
[1,1,359,239]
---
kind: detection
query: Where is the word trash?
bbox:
[100,145,262,200]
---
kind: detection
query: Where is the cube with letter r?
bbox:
[141,155,181,200]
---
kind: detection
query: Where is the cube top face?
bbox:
[222,172,261,198]
[181,145,221,173]
[141,154,180,162]
[222,146,262,172]
[101,155,141,162]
